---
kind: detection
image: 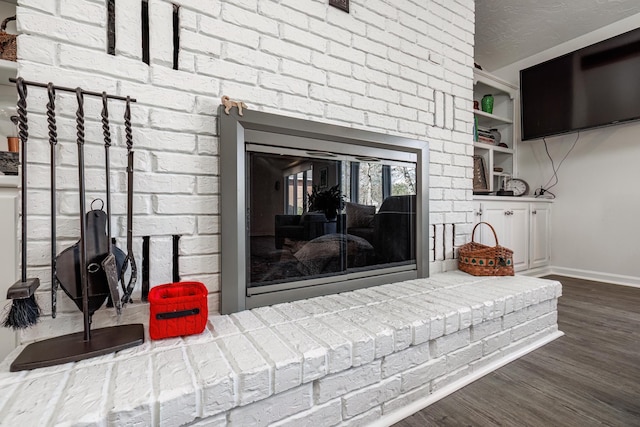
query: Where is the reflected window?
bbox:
[285,169,312,215]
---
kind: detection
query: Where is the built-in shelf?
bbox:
[473,69,519,193]
[0,175,19,187]
[474,109,513,127]
[473,141,514,154]
[0,59,16,87]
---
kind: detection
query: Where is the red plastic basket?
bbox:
[148,282,208,340]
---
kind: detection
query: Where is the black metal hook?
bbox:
[90,198,105,211]
[46,83,57,146]
[75,87,85,147]
[124,95,132,150]
[16,77,28,146]
[101,92,111,148]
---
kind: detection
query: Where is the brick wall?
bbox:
[15,0,476,318]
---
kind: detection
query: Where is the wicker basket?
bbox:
[0,16,16,62]
[458,222,514,276]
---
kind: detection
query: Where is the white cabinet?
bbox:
[0,181,18,360]
[473,69,518,193]
[0,0,17,359]
[473,198,551,273]
[529,202,551,269]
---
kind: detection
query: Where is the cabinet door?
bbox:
[529,203,551,269]
[475,202,529,272]
[477,203,508,247]
[508,204,529,272]
[0,191,17,360]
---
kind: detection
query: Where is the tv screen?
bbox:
[520,28,640,141]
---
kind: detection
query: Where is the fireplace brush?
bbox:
[2,78,41,329]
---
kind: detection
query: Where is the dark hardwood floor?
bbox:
[394,275,640,427]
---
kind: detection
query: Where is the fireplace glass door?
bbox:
[247,143,417,293]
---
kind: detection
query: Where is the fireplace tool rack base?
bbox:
[10,324,144,372]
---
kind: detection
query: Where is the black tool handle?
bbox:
[16,78,28,284]
[47,83,58,318]
[75,87,91,340]
[142,236,150,302]
[172,235,181,283]
[121,97,137,305]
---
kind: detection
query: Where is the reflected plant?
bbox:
[308,184,344,220]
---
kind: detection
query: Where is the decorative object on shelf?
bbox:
[498,142,508,148]
[477,126,496,145]
[458,222,514,276]
[0,109,19,152]
[493,167,503,172]
[473,116,478,142]
[505,177,530,197]
[497,174,514,196]
[0,16,16,62]
[221,95,248,116]
[473,100,479,110]
[489,128,501,143]
[6,136,17,152]
[472,155,489,193]
[7,114,18,152]
[329,0,349,13]
[0,151,17,174]
[481,94,494,114]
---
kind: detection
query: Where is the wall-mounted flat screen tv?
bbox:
[520,27,640,141]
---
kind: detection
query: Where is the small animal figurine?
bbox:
[221,95,248,116]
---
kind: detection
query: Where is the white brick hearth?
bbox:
[0,272,562,426]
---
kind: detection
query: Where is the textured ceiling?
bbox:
[474,0,640,71]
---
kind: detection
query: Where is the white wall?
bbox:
[14,0,477,326]
[493,13,640,286]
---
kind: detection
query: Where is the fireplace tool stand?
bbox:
[8,78,144,372]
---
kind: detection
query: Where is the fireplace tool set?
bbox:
[3,78,144,372]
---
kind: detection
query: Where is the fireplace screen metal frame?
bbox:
[219,107,429,314]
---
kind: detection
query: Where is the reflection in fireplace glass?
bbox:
[248,148,417,288]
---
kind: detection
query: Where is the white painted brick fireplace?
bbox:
[17,0,476,322]
[0,0,563,426]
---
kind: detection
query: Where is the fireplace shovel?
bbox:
[119,97,137,306]
[100,92,124,314]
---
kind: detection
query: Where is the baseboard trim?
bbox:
[519,266,553,277]
[549,266,640,288]
[372,330,565,427]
